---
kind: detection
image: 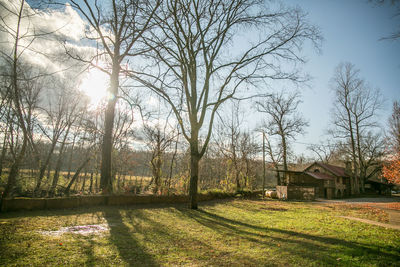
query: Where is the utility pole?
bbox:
[262,131,266,199]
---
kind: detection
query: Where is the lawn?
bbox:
[0,198,399,266]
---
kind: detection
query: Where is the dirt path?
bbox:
[316,196,400,228]
[338,216,400,230]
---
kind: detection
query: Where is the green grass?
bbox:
[0,199,399,266]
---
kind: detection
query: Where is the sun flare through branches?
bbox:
[78,68,109,108]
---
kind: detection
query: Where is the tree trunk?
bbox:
[2,0,29,199]
[95,170,98,193]
[2,138,28,199]
[0,131,8,177]
[81,170,87,192]
[167,135,179,195]
[64,157,91,195]
[89,172,93,193]
[117,172,121,191]
[34,140,58,196]
[281,134,288,172]
[0,103,12,178]
[100,56,120,194]
[66,133,77,180]
[189,148,200,209]
[49,168,60,197]
[49,125,72,197]
[235,171,240,192]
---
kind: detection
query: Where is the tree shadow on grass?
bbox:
[103,209,159,267]
[122,208,263,266]
[75,236,96,267]
[175,208,400,266]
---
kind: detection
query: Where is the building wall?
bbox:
[308,164,348,198]
[276,185,315,200]
[285,172,325,198]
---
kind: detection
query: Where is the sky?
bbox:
[270,0,400,157]
[3,0,400,158]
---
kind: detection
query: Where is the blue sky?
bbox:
[275,0,400,157]
[16,0,400,158]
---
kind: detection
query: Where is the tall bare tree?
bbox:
[330,62,383,194]
[33,78,80,196]
[387,100,400,152]
[143,123,176,194]
[256,91,309,173]
[61,0,160,193]
[214,103,244,192]
[136,0,321,208]
[0,0,43,198]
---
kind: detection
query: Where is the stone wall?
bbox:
[0,191,261,212]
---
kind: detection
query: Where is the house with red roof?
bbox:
[304,162,351,198]
[276,162,352,199]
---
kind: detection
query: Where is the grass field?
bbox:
[0,198,399,266]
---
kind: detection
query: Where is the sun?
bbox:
[79,68,109,107]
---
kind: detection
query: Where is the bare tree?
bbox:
[262,133,283,185]
[256,91,309,173]
[143,122,176,194]
[63,115,99,196]
[239,131,259,189]
[308,140,338,163]
[33,78,79,196]
[47,83,84,197]
[387,100,400,152]
[330,62,383,194]
[60,0,160,194]
[214,103,244,192]
[136,0,321,208]
[0,0,43,198]
[0,66,14,177]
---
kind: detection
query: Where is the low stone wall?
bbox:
[276,185,315,200]
[0,191,260,212]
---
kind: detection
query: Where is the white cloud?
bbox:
[0,0,99,75]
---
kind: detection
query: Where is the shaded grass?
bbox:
[0,199,399,266]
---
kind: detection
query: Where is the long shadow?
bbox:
[75,236,96,267]
[123,208,262,266]
[176,208,400,264]
[103,209,159,267]
[175,208,340,265]
[0,202,188,219]
[0,196,244,220]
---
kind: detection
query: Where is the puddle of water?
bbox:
[40,224,109,236]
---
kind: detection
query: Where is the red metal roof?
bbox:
[305,171,335,180]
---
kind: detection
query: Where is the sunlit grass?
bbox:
[0,199,399,266]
